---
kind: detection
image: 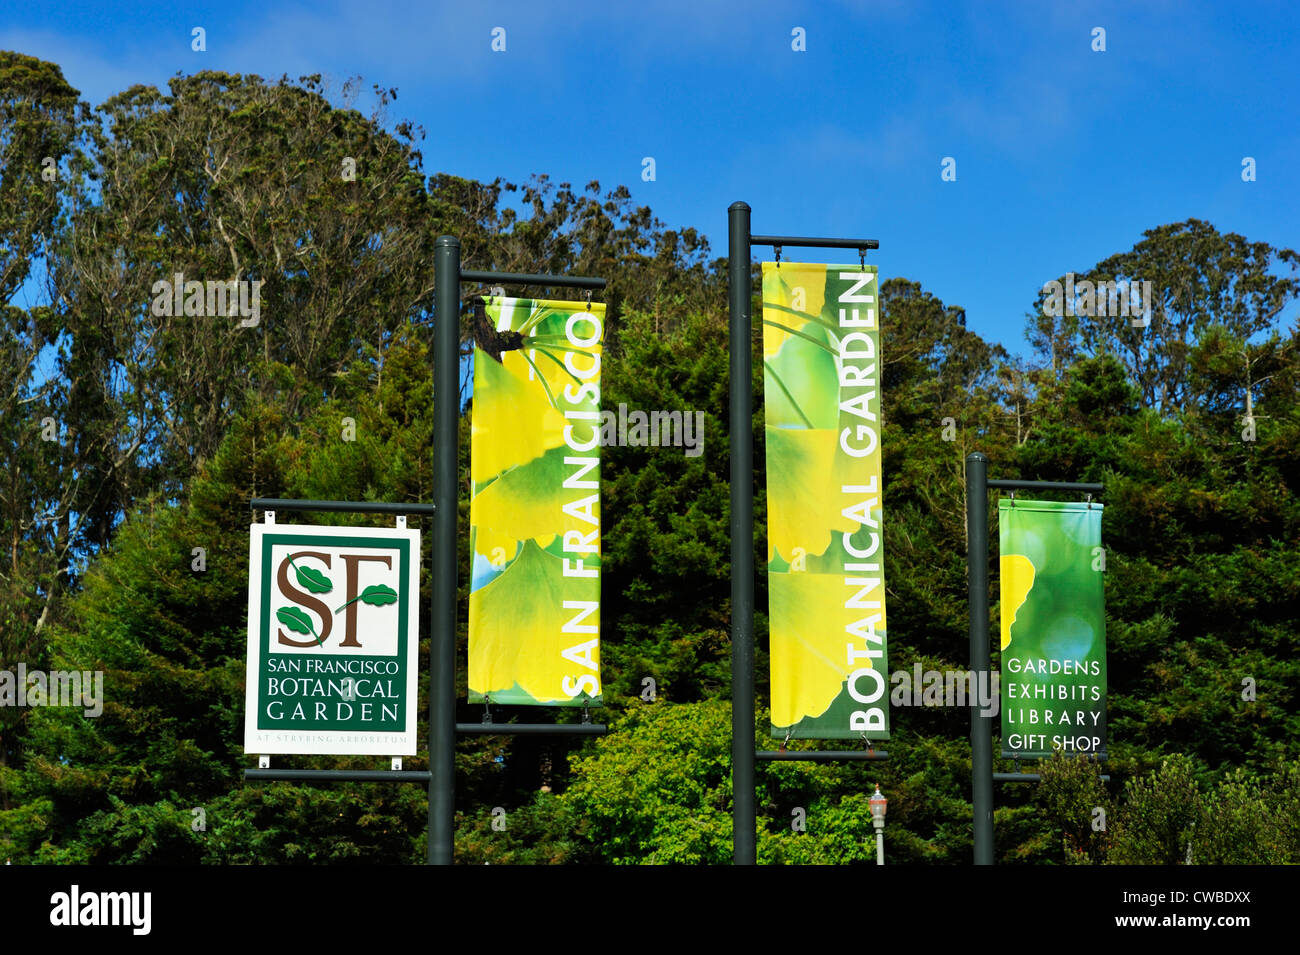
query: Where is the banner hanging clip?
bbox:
[481,697,493,725]
[1086,493,1093,509]
[1009,490,1015,507]
[859,247,867,269]
[774,245,782,266]
[581,700,592,725]
[585,289,592,308]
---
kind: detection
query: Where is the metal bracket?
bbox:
[774,245,782,265]
[258,755,270,769]
[481,698,493,725]
[391,757,403,771]
[264,510,276,525]
[396,514,407,529]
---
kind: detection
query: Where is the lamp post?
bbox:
[869,784,888,865]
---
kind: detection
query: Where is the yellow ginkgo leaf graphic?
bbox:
[1000,553,1036,651]
[470,347,569,483]
[468,540,600,705]
[472,446,598,548]
[761,262,828,358]
[766,428,861,562]
[472,522,520,570]
[769,570,887,728]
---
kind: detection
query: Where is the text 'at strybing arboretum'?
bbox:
[2,5,1299,880]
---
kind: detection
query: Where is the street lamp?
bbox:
[869,784,888,865]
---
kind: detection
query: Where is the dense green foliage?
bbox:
[2,59,1298,864]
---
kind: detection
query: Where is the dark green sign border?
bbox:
[256,532,412,735]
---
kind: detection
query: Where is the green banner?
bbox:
[999,499,1107,758]
[762,262,889,740]
[467,296,604,706]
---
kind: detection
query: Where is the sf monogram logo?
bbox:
[275,550,399,648]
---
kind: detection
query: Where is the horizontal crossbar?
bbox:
[750,234,879,251]
[988,480,1104,493]
[756,750,888,762]
[994,773,1111,783]
[250,497,435,515]
[244,769,432,784]
[461,269,606,290]
[456,722,608,736]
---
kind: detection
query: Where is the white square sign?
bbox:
[244,523,420,755]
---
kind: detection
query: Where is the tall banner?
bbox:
[999,499,1107,757]
[244,522,421,755]
[762,262,888,739]
[468,296,604,706]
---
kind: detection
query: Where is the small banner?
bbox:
[763,262,889,739]
[999,499,1107,758]
[468,296,604,706]
[244,522,420,755]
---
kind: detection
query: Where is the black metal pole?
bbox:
[729,201,756,865]
[966,452,994,865]
[430,236,460,864]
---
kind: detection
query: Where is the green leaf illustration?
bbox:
[472,445,580,543]
[275,605,322,646]
[291,558,333,594]
[763,322,840,430]
[519,348,563,413]
[762,319,838,357]
[763,360,814,429]
[334,584,399,614]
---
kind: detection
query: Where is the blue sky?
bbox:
[4,0,1298,355]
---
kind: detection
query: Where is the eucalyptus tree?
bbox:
[0,52,91,795]
[1026,219,1300,414]
[49,70,434,511]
